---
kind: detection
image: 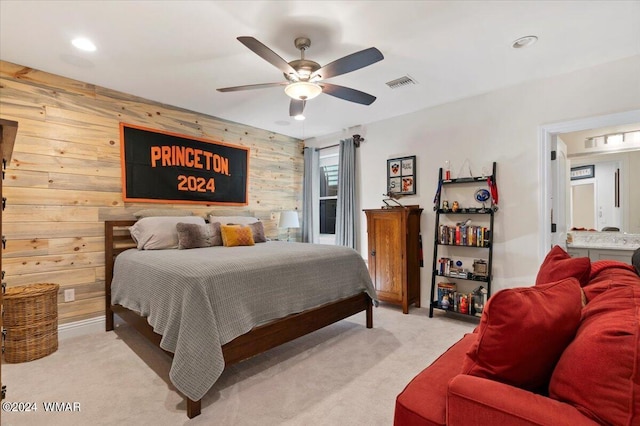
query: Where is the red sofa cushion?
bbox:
[582,263,640,302]
[394,333,477,426]
[536,245,591,286]
[461,278,582,393]
[549,284,640,426]
[589,259,637,280]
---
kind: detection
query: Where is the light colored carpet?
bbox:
[2,305,475,426]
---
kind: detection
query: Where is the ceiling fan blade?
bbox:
[289,99,306,117]
[320,83,377,105]
[217,82,287,92]
[312,47,383,80]
[237,36,298,76]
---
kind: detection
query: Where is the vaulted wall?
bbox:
[0,60,303,324]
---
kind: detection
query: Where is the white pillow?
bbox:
[130,216,206,250]
[208,215,259,226]
[133,208,193,219]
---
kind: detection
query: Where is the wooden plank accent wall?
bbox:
[0,60,303,324]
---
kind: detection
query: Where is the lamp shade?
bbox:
[278,211,300,228]
[284,82,322,100]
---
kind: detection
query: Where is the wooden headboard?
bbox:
[104,220,136,331]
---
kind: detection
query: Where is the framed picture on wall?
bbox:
[570,164,595,180]
[387,155,416,195]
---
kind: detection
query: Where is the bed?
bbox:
[104,220,377,418]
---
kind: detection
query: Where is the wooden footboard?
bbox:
[104,220,373,418]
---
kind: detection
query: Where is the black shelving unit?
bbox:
[429,162,497,319]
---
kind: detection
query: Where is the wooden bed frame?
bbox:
[104,220,373,418]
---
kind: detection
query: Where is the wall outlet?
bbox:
[64,288,75,302]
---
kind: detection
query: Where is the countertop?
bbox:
[567,231,640,250]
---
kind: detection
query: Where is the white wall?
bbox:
[307,54,640,304]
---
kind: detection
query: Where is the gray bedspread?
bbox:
[111,241,377,401]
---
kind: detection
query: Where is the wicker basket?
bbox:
[3,283,59,363]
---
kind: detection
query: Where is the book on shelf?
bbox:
[438,257,453,275]
[437,282,456,310]
[438,224,490,246]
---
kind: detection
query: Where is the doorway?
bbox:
[538,109,640,263]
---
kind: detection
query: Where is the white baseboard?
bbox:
[58,315,105,341]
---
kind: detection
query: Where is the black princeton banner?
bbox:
[120,123,249,205]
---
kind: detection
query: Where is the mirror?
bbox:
[559,123,640,233]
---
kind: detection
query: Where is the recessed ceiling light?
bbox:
[511,35,538,49]
[294,114,305,121]
[72,37,97,52]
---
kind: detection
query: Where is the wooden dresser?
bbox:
[364,206,423,313]
[1,119,18,402]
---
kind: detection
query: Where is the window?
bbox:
[319,147,339,243]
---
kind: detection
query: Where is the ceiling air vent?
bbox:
[386,75,418,89]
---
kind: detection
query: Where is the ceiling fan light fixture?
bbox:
[285,82,322,101]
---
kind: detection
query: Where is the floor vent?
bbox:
[386,75,418,89]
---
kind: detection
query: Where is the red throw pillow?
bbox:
[461,278,582,392]
[536,245,591,286]
[549,285,640,425]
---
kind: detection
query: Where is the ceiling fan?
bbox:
[217,36,384,119]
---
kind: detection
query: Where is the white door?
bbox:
[594,160,622,231]
[551,136,569,249]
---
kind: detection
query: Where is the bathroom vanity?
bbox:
[566,231,640,263]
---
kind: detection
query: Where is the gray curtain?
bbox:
[335,138,356,248]
[302,147,318,243]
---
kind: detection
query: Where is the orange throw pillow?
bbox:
[220,225,255,247]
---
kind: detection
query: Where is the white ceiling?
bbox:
[1,1,639,140]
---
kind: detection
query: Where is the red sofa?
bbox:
[395,246,640,426]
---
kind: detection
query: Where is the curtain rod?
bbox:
[314,134,364,151]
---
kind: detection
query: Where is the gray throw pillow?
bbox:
[247,221,267,243]
[176,222,222,249]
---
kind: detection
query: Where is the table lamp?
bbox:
[278,210,300,242]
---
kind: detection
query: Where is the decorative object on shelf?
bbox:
[487,175,499,211]
[430,162,497,320]
[456,158,474,180]
[387,155,416,196]
[433,178,443,211]
[475,188,491,212]
[444,160,451,180]
[472,285,488,317]
[459,295,469,314]
[456,218,472,227]
[278,210,299,242]
[473,259,488,278]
